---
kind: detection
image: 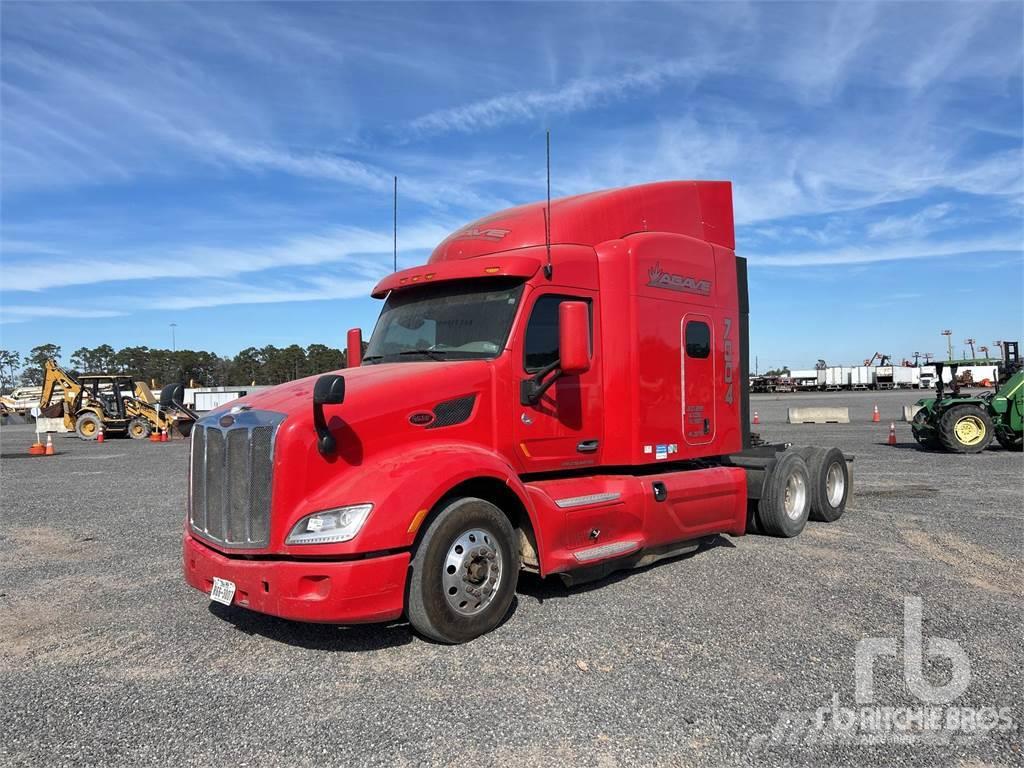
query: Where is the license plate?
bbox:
[209,577,236,606]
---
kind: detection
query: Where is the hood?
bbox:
[213,360,492,428]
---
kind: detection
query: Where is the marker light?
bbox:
[286,504,373,545]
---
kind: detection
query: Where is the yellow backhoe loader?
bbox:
[39,359,194,440]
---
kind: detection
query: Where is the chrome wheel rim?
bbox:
[825,462,845,507]
[784,471,808,520]
[442,528,502,617]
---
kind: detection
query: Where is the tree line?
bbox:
[0,342,362,394]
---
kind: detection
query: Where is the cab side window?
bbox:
[685,320,711,358]
[524,295,591,372]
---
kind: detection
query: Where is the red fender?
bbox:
[278,441,546,566]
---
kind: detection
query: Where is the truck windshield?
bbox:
[363,278,524,364]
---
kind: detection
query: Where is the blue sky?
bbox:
[1,1,1021,369]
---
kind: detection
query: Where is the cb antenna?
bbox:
[543,130,553,279]
[393,176,398,272]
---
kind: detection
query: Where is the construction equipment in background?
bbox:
[38,359,194,441]
[911,341,1023,453]
[863,352,891,367]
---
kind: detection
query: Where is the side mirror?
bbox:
[313,374,345,455]
[160,383,184,408]
[346,328,362,368]
[558,301,591,376]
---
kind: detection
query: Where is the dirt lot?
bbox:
[1,389,1021,767]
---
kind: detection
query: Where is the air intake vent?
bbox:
[427,395,476,429]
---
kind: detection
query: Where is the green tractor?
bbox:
[911,341,1023,453]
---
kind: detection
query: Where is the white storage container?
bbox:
[851,367,874,389]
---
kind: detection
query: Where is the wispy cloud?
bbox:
[408,57,719,136]
[867,204,953,240]
[749,234,1021,267]
[0,305,126,324]
[2,222,449,293]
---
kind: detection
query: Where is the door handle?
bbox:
[703,418,710,434]
[576,439,599,453]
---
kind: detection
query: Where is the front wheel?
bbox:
[996,432,1023,452]
[407,497,520,644]
[75,412,102,441]
[127,417,151,440]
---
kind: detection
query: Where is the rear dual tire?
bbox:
[798,446,850,523]
[759,448,849,536]
[758,452,812,538]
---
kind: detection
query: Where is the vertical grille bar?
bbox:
[205,429,226,541]
[225,429,250,543]
[248,426,274,545]
[189,426,207,532]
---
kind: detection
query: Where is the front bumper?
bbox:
[183,533,410,624]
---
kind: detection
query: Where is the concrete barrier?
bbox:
[903,404,924,422]
[34,417,69,433]
[788,407,850,424]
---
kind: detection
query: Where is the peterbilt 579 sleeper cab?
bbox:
[180,181,850,644]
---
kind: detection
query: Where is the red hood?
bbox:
[213,360,490,424]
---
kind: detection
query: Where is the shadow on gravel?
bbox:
[516,535,735,603]
[208,602,415,651]
[882,442,1013,454]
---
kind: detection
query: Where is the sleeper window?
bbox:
[685,321,711,358]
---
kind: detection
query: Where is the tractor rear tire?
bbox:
[996,432,1023,452]
[757,451,811,537]
[407,497,520,644]
[798,447,849,523]
[128,418,151,440]
[938,405,994,454]
[75,412,103,441]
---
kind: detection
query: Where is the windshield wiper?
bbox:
[395,349,449,361]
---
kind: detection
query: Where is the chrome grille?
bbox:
[189,410,284,549]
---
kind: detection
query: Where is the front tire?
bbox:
[127,417,151,440]
[407,497,520,644]
[996,432,1023,452]
[758,451,811,537]
[938,405,994,453]
[75,412,102,441]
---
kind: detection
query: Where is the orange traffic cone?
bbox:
[161,428,168,443]
[29,435,45,455]
[872,404,880,423]
[888,422,897,446]
[752,411,760,425]
[97,427,105,444]
[149,429,160,442]
[45,434,55,455]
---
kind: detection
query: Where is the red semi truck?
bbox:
[178,181,850,643]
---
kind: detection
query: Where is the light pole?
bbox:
[170,322,177,352]
[941,330,953,361]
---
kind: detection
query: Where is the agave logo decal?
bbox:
[451,226,511,242]
[647,262,712,296]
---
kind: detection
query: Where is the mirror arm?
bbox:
[520,359,562,405]
[314,404,336,455]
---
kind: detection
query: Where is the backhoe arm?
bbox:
[39,359,81,410]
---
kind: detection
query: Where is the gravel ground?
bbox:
[1,389,1021,767]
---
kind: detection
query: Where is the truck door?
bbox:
[513,291,603,473]
[682,314,715,445]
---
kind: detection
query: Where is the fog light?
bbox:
[286,504,372,545]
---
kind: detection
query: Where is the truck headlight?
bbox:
[286,504,373,545]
